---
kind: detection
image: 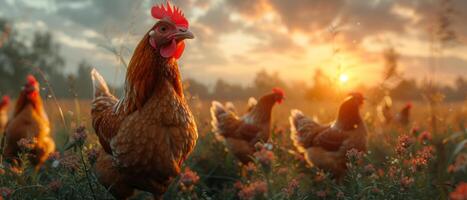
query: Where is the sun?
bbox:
[339,73,349,83]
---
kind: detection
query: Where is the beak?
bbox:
[171,27,194,41]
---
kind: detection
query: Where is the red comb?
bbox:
[151,1,189,28]
[1,95,10,106]
[405,102,413,109]
[272,87,285,97]
[27,75,37,85]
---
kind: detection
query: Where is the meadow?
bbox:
[0,97,466,200]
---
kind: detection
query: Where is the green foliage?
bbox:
[1,124,465,200]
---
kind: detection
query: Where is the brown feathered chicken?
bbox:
[3,75,55,169]
[210,88,285,164]
[377,95,393,124]
[289,92,367,179]
[395,102,412,127]
[91,2,197,199]
[0,95,10,134]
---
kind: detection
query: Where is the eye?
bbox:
[158,25,168,33]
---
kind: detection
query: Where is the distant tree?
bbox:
[0,18,70,97]
[390,79,421,101]
[185,78,210,99]
[253,70,287,93]
[0,18,30,95]
[68,60,93,99]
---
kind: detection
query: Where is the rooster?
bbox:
[0,95,10,135]
[3,76,55,169]
[91,2,197,199]
[395,103,412,127]
[289,92,367,179]
[210,88,285,164]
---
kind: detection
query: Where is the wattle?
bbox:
[160,39,185,59]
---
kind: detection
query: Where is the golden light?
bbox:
[339,73,349,83]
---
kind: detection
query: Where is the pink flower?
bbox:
[396,135,414,155]
[282,178,299,198]
[72,126,87,144]
[17,138,36,152]
[417,146,435,160]
[448,153,467,173]
[238,181,267,200]
[179,167,200,191]
[253,148,275,171]
[86,147,99,165]
[418,131,432,142]
[400,176,414,188]
[364,164,376,174]
[450,182,467,200]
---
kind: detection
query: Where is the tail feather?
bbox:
[210,101,239,138]
[247,97,257,112]
[225,102,237,114]
[289,109,321,153]
[91,69,111,99]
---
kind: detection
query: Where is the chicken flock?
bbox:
[0,2,418,200]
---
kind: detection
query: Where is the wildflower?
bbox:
[238,181,267,200]
[418,131,432,143]
[244,162,257,176]
[409,157,428,172]
[448,153,467,173]
[282,178,299,198]
[17,138,36,152]
[400,176,414,188]
[47,180,62,192]
[253,148,275,172]
[417,146,435,160]
[346,148,364,166]
[0,187,12,198]
[234,181,243,190]
[72,126,87,145]
[450,182,467,200]
[85,147,99,165]
[388,166,398,178]
[346,148,364,160]
[377,168,385,178]
[396,135,414,155]
[411,126,420,135]
[179,167,200,192]
[364,164,376,175]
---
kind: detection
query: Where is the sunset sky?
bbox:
[1,0,466,88]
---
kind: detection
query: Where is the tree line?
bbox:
[0,18,465,102]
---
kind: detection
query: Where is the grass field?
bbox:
[1,97,466,200]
